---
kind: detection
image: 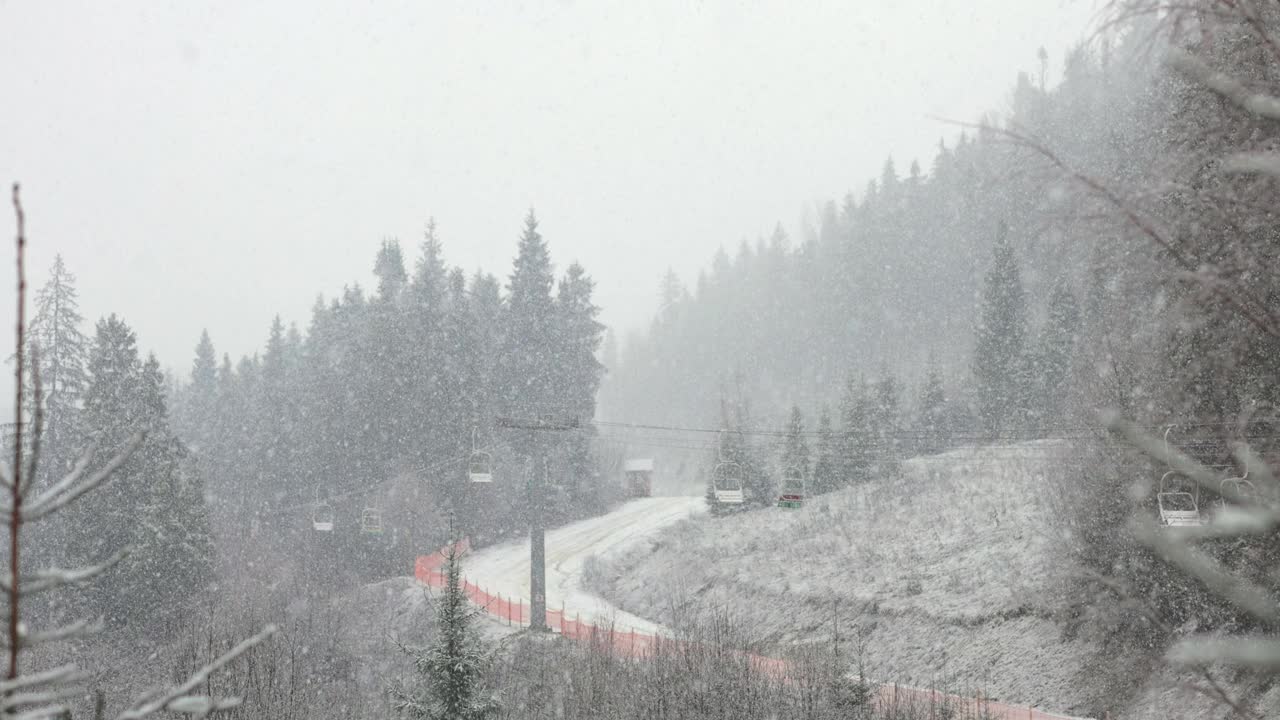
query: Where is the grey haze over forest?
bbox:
[0,0,1096,375]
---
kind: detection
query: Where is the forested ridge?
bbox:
[6,2,1280,718]
[18,211,608,629]
[607,7,1280,708]
[605,34,1152,435]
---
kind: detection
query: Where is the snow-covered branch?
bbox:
[1133,519,1280,624]
[0,663,87,718]
[1166,48,1280,122]
[1169,636,1280,669]
[0,550,127,596]
[1223,152,1280,178]
[22,433,141,522]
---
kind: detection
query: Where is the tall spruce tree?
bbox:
[554,264,606,497]
[409,221,450,466]
[182,329,218,452]
[838,376,874,484]
[812,404,838,494]
[497,211,558,443]
[872,369,902,477]
[134,353,214,622]
[1038,282,1081,424]
[917,359,948,455]
[369,240,415,466]
[781,405,810,481]
[25,255,89,470]
[973,223,1030,435]
[375,238,409,302]
[73,316,215,627]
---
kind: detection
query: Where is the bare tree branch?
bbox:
[116,624,278,720]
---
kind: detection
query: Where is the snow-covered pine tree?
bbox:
[973,223,1030,435]
[837,376,873,485]
[811,404,838,495]
[16,256,90,574]
[1,185,271,719]
[497,211,559,459]
[371,240,416,465]
[409,220,450,467]
[24,254,88,469]
[1037,281,1080,425]
[916,358,948,456]
[393,537,496,720]
[181,329,218,453]
[781,405,810,480]
[469,271,504,431]
[134,353,214,622]
[375,237,409,301]
[554,263,605,498]
[70,315,145,622]
[872,369,902,477]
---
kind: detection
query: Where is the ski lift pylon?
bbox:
[468,427,493,483]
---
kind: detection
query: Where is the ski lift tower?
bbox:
[624,458,654,498]
[496,413,580,632]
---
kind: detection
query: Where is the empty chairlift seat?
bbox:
[469,451,494,483]
[713,462,745,505]
[312,501,335,532]
[778,466,805,509]
[1157,471,1202,527]
[623,458,654,498]
[361,507,383,535]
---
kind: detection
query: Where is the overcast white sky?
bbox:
[0,1,1098,378]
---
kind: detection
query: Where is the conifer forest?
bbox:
[4,2,1280,718]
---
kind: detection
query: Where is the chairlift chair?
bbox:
[361,507,384,535]
[312,501,335,532]
[468,451,494,483]
[1157,471,1202,527]
[712,462,745,505]
[1216,472,1255,511]
[778,466,805,510]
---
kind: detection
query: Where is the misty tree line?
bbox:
[14,256,213,631]
[169,210,608,573]
[610,24,1183,505]
[15,210,607,630]
[622,3,1280,695]
[704,367,941,509]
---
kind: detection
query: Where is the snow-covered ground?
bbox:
[587,443,1113,716]
[462,496,705,636]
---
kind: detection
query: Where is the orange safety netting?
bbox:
[414,542,1087,720]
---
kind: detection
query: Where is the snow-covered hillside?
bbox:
[588,442,1111,715]
[464,496,705,634]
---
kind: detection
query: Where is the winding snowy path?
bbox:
[463,496,704,636]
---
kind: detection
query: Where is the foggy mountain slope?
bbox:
[587,443,1116,714]
[601,35,1159,430]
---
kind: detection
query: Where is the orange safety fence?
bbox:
[414,542,1090,720]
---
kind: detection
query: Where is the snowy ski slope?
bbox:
[462,496,705,636]
[590,442,1106,715]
